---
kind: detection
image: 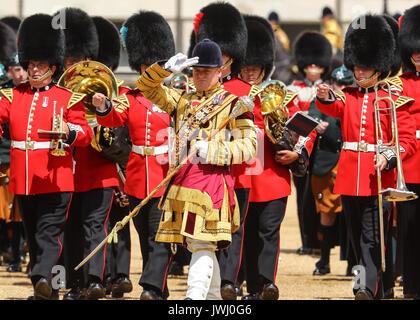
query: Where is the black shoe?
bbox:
[235,284,243,297]
[241,293,259,300]
[296,247,312,255]
[51,289,59,300]
[313,261,331,275]
[34,277,52,300]
[168,261,184,276]
[103,276,112,295]
[355,289,373,300]
[7,262,22,272]
[414,294,420,300]
[86,282,106,300]
[112,276,133,298]
[260,283,279,300]
[63,287,84,300]
[140,289,163,300]
[383,288,394,299]
[221,283,237,300]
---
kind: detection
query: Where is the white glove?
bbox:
[195,140,209,159]
[164,53,199,73]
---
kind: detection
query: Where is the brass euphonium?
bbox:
[373,80,417,272]
[57,60,119,153]
[259,80,306,176]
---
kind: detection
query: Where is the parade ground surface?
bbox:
[0,184,404,300]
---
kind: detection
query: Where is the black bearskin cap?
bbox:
[243,15,275,81]
[294,31,332,76]
[187,29,197,58]
[92,16,121,70]
[123,10,175,71]
[61,7,99,60]
[0,21,16,65]
[195,2,247,76]
[382,14,401,76]
[399,5,420,72]
[0,16,21,33]
[17,14,65,71]
[344,14,395,79]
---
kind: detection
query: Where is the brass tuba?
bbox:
[259,80,306,176]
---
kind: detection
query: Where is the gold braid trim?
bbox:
[333,89,346,103]
[394,95,414,109]
[67,92,86,109]
[0,88,13,103]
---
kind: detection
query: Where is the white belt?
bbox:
[416,130,420,139]
[11,140,52,150]
[342,141,376,152]
[132,144,168,156]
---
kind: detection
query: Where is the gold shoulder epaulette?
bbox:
[334,90,346,103]
[249,85,263,98]
[0,88,13,103]
[113,94,130,108]
[67,92,86,109]
[283,90,298,106]
[394,95,414,109]
[386,76,404,92]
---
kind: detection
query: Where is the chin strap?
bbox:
[28,68,53,84]
[354,71,380,88]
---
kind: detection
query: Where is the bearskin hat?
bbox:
[122,11,175,72]
[92,16,121,70]
[399,5,420,72]
[194,2,247,76]
[187,29,197,58]
[17,14,65,71]
[344,14,395,79]
[243,15,275,81]
[61,7,99,60]
[382,14,401,76]
[0,16,21,33]
[293,31,332,77]
[0,21,16,65]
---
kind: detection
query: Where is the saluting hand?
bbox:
[92,93,107,111]
[316,83,331,100]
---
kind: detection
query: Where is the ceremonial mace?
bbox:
[74,95,255,271]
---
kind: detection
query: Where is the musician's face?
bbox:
[411,52,420,70]
[354,66,376,81]
[64,56,88,70]
[27,60,56,88]
[240,65,263,85]
[192,67,222,91]
[304,64,324,82]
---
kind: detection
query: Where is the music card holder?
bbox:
[285,111,319,137]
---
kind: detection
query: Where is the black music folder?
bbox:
[285,111,319,137]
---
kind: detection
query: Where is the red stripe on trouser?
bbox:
[162,253,174,293]
[234,199,250,286]
[101,192,114,280]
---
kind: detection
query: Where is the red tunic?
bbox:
[222,77,260,189]
[0,83,92,195]
[399,72,420,183]
[315,86,416,196]
[73,86,130,193]
[249,95,316,202]
[96,89,170,199]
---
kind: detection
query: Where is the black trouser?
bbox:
[218,188,250,286]
[293,173,319,249]
[129,196,172,298]
[64,187,114,288]
[341,195,394,298]
[105,201,131,280]
[17,192,72,286]
[396,183,420,295]
[243,197,287,294]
